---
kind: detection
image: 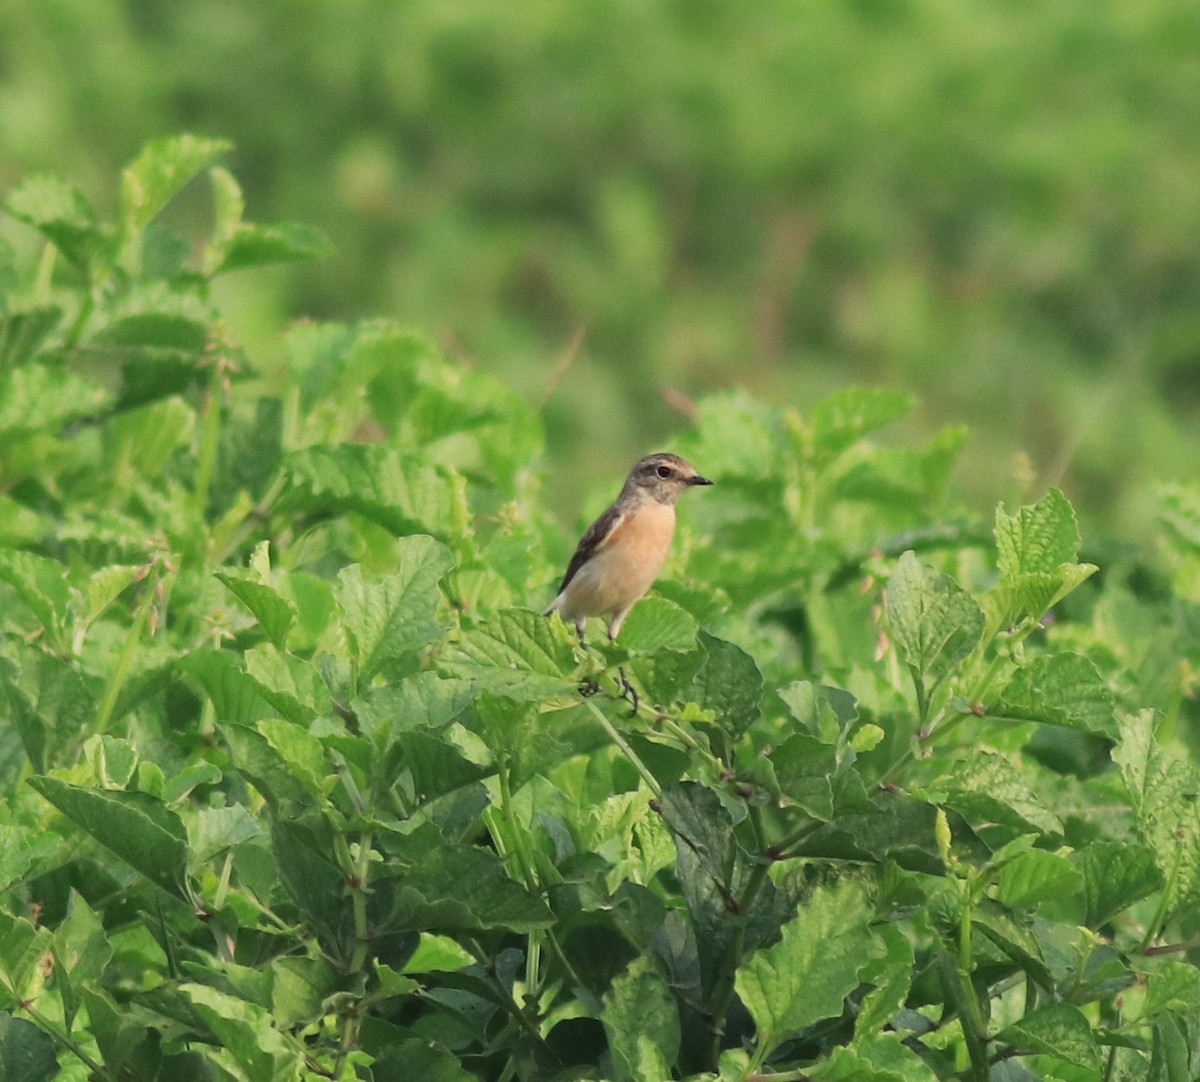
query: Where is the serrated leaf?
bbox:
[0,549,71,649]
[0,363,111,449]
[179,982,304,1080]
[995,850,1084,909]
[52,891,112,1030]
[120,135,231,234]
[813,1031,940,1081]
[994,652,1117,737]
[997,1003,1102,1071]
[886,551,984,683]
[602,954,680,1082]
[812,387,915,456]
[214,221,333,274]
[28,777,190,901]
[278,443,468,541]
[3,175,106,270]
[390,731,490,806]
[355,673,477,745]
[78,564,143,628]
[1069,841,1162,928]
[258,719,332,800]
[0,825,55,894]
[335,536,453,682]
[758,732,837,819]
[683,630,763,739]
[616,595,699,653]
[445,608,576,701]
[855,922,916,1038]
[0,303,63,367]
[188,805,263,869]
[0,911,53,1009]
[931,750,1062,836]
[391,844,555,933]
[1113,709,1200,919]
[180,649,276,725]
[736,878,880,1058]
[216,569,297,649]
[80,987,164,1080]
[996,489,1081,577]
[0,1013,59,1082]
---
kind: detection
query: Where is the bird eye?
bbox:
[655,464,672,479]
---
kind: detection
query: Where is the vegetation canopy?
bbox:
[1,139,1199,1082]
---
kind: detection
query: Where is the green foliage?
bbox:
[1,141,1199,1081]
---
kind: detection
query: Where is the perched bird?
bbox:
[544,452,713,641]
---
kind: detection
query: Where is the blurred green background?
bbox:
[4,0,1199,538]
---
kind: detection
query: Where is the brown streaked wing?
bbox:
[556,503,625,593]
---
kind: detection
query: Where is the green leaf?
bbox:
[278,443,468,541]
[1144,961,1200,1021]
[179,982,304,1080]
[0,364,111,451]
[180,649,276,725]
[1063,841,1162,927]
[391,843,555,934]
[3,175,107,270]
[214,221,333,274]
[855,922,916,1038]
[77,564,143,630]
[0,912,53,1010]
[616,595,699,653]
[120,134,231,234]
[683,630,763,739]
[811,387,915,456]
[996,489,1082,576]
[334,536,454,682]
[188,805,263,869]
[51,891,112,1030]
[389,731,490,807]
[0,303,63,368]
[445,608,577,701]
[736,878,880,1059]
[813,1032,940,1082]
[369,1039,475,1082]
[1113,709,1200,919]
[0,825,55,894]
[994,489,1097,617]
[929,750,1062,836]
[215,570,297,650]
[79,987,163,1080]
[997,1002,1102,1072]
[994,652,1117,737]
[886,551,984,682]
[0,550,72,649]
[0,1013,59,1082]
[994,850,1084,909]
[272,957,340,1029]
[27,777,191,901]
[257,719,332,800]
[355,672,477,745]
[602,954,681,1082]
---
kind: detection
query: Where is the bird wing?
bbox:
[556,503,626,594]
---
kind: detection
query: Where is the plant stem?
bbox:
[193,354,225,523]
[582,698,661,796]
[93,571,158,735]
[21,1002,110,1081]
[707,853,772,1070]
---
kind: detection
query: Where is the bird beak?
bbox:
[689,475,714,486]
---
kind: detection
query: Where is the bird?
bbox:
[543,452,713,642]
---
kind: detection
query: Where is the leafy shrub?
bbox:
[1,137,1199,1081]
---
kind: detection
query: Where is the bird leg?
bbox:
[617,666,640,715]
